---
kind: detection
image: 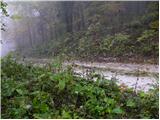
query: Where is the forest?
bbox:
[1,1,159,119]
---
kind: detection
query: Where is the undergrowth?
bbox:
[1,55,159,119]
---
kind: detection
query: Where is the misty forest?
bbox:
[1,1,159,119]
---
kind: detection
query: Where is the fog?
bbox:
[2,1,157,59]
[1,40,15,57]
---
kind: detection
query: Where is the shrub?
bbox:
[1,56,159,118]
[101,33,131,56]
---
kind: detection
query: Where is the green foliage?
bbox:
[1,56,159,119]
[126,99,136,107]
[137,30,158,56]
[0,1,9,16]
[150,20,159,30]
[1,1,9,31]
[137,30,156,42]
[112,107,124,114]
[101,33,131,56]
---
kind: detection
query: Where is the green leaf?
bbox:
[112,107,123,114]
[33,113,51,119]
[38,74,45,79]
[127,99,136,107]
[33,114,42,119]
[31,91,41,95]
[16,88,28,95]
[16,89,24,95]
[40,103,49,112]
[58,80,66,91]
[140,92,145,97]
[62,110,71,119]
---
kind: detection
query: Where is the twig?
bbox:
[134,67,139,94]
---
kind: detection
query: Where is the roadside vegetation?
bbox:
[1,55,159,119]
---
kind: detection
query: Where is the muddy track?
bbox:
[22,58,159,92]
[64,61,159,73]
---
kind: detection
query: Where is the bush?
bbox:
[100,33,131,56]
[1,56,159,118]
[137,30,158,57]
